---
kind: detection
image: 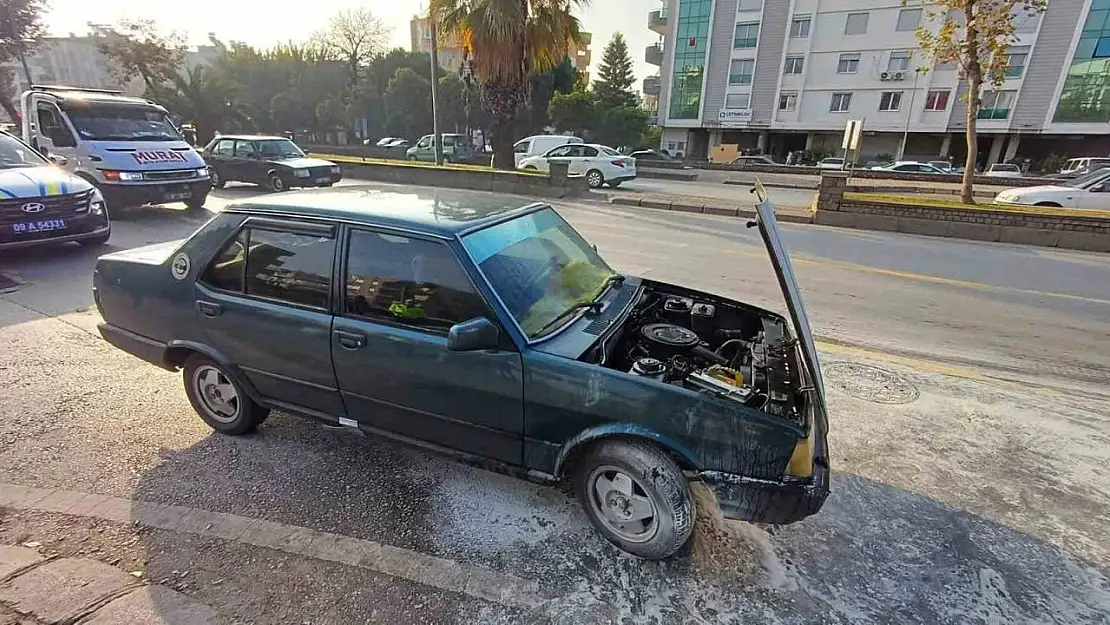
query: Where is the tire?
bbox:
[607,180,623,188]
[77,228,111,246]
[573,439,695,559]
[1034,201,1062,207]
[184,194,207,211]
[182,355,269,435]
[267,173,286,193]
[523,165,538,171]
[209,168,225,189]
[586,169,605,189]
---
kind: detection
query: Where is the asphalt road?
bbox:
[0,182,1107,624]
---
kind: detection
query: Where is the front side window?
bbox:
[463,208,616,339]
[734,22,760,48]
[212,139,235,156]
[233,140,258,158]
[790,15,811,38]
[729,59,755,85]
[62,103,181,142]
[879,91,903,111]
[0,132,48,169]
[830,92,853,112]
[202,226,334,309]
[784,56,804,75]
[845,12,869,35]
[514,140,531,154]
[925,89,950,110]
[837,53,861,74]
[345,230,486,333]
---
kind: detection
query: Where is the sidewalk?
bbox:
[0,546,217,624]
[606,193,815,224]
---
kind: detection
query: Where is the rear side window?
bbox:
[344,230,486,333]
[201,226,335,309]
[233,140,257,158]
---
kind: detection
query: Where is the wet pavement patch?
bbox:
[823,361,920,404]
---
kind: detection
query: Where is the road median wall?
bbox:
[325,157,589,199]
[690,161,1060,187]
[814,172,1110,252]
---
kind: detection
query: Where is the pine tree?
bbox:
[593,33,637,109]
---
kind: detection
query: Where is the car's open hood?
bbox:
[752,181,826,410]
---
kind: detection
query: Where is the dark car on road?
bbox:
[93,185,830,559]
[202,135,342,192]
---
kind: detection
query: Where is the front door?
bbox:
[544,145,574,173]
[194,217,346,417]
[34,100,78,170]
[1078,184,1110,210]
[330,227,524,464]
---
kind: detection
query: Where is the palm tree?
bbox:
[430,0,588,169]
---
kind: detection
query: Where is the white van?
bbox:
[513,134,582,168]
[20,85,210,210]
[1059,157,1110,179]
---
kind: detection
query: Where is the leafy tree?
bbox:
[94,20,187,91]
[548,89,597,135]
[383,67,432,139]
[437,73,467,132]
[0,0,47,86]
[595,105,648,149]
[155,66,248,144]
[916,0,1045,203]
[431,0,588,168]
[314,8,392,89]
[640,124,662,150]
[522,58,580,135]
[592,32,637,109]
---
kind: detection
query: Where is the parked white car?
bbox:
[872,161,950,174]
[518,143,637,188]
[817,157,845,170]
[513,134,582,168]
[994,167,1110,209]
[986,163,1023,178]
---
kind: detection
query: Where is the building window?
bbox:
[896,8,922,32]
[778,92,798,111]
[729,59,755,85]
[1055,3,1110,122]
[784,55,804,75]
[924,89,950,110]
[738,0,762,12]
[845,12,869,35]
[879,91,903,111]
[734,22,760,48]
[830,92,852,112]
[837,53,861,74]
[668,0,713,120]
[725,92,751,109]
[979,90,1016,119]
[1004,46,1029,77]
[790,15,811,38]
[888,51,912,72]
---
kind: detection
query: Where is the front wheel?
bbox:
[268,173,286,192]
[184,194,207,211]
[1034,201,1063,207]
[209,169,225,189]
[586,169,605,189]
[183,355,269,435]
[573,439,695,559]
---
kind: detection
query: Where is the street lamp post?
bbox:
[898,67,926,161]
[429,12,444,166]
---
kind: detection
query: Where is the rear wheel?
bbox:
[586,169,605,189]
[182,355,269,435]
[1034,201,1062,207]
[267,173,286,192]
[573,439,694,559]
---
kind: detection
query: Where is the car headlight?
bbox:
[89,189,106,216]
[294,169,310,178]
[196,168,210,178]
[330,166,341,174]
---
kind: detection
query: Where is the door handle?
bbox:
[334,330,367,349]
[196,300,222,317]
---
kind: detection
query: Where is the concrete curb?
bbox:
[723,179,818,190]
[608,196,814,224]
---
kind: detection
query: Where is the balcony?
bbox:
[643,75,661,95]
[645,43,664,66]
[649,9,668,35]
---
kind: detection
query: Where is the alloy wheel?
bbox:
[586,465,659,543]
[192,365,241,424]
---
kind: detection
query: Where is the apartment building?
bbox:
[410,16,593,83]
[648,0,1110,165]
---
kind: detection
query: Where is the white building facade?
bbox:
[647,0,1110,166]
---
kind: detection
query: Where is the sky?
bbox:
[43,0,661,88]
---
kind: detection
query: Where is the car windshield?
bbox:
[1065,167,1110,188]
[0,133,48,169]
[463,208,616,339]
[992,164,1019,172]
[63,103,182,141]
[258,139,304,159]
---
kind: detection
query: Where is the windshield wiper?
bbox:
[602,274,626,289]
[534,300,604,337]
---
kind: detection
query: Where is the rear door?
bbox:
[573,145,599,176]
[194,217,346,417]
[330,226,525,464]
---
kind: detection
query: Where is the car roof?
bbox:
[227,185,548,237]
[213,135,289,141]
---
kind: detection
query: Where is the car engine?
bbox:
[611,291,802,422]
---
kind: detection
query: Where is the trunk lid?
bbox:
[752,181,826,411]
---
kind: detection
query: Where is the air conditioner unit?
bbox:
[894,71,906,80]
[880,71,891,80]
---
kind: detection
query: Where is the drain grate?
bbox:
[823,361,920,404]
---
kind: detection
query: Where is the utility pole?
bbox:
[898,67,924,161]
[429,12,444,165]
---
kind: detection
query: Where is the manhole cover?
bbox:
[823,362,919,404]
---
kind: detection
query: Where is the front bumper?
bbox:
[0,217,110,251]
[98,180,211,209]
[288,172,342,188]
[701,459,830,525]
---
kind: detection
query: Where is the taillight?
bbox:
[611,160,625,167]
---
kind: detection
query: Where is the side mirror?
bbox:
[447,317,500,352]
[48,154,68,167]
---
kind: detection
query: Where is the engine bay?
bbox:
[596,286,805,424]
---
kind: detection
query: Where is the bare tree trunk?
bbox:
[17,53,32,87]
[962,69,979,205]
[0,95,19,125]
